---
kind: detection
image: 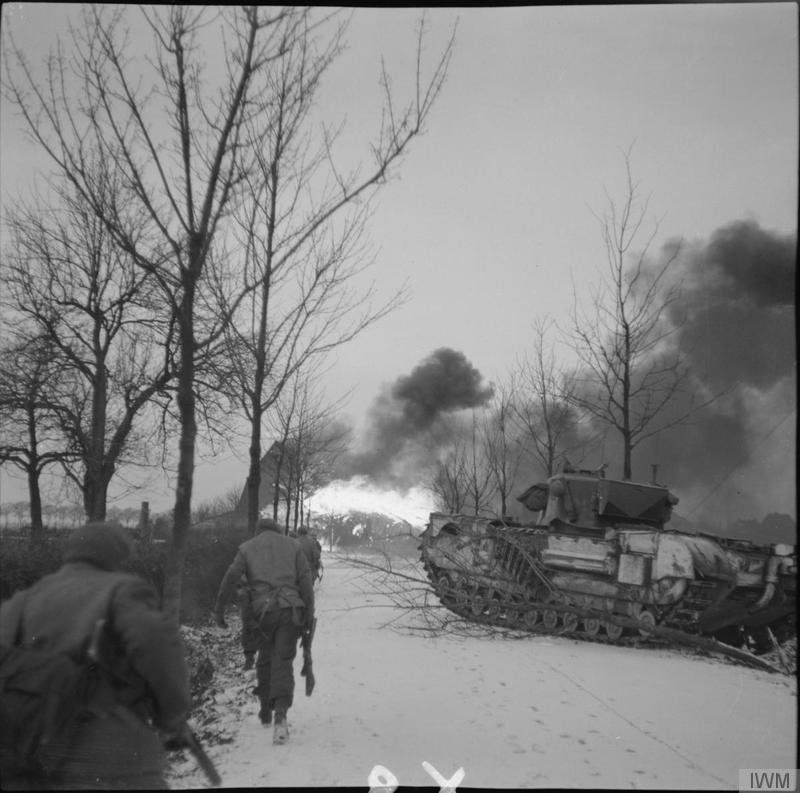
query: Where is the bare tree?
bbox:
[513,317,583,477]
[568,147,689,480]
[481,379,527,518]
[470,415,497,516]
[3,7,454,622]
[213,11,456,534]
[2,6,329,622]
[2,186,172,521]
[0,337,75,543]
[267,370,351,532]
[428,406,499,517]
[430,440,469,514]
[189,483,244,524]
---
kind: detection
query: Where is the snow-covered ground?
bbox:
[168,549,797,790]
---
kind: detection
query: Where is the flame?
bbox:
[308,475,434,527]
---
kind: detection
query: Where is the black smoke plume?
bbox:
[339,348,495,485]
[636,220,796,526]
[668,219,795,393]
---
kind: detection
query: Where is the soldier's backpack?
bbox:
[0,642,96,776]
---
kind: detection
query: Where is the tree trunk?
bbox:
[272,444,285,521]
[25,405,45,544]
[283,471,293,533]
[84,363,109,521]
[246,402,263,536]
[623,432,632,480]
[163,290,196,626]
[248,274,272,533]
[622,322,633,480]
[83,475,111,523]
[27,466,44,546]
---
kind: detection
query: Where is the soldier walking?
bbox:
[296,526,322,582]
[214,517,314,745]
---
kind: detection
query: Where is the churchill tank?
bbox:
[419,468,796,662]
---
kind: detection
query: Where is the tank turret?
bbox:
[518,467,679,530]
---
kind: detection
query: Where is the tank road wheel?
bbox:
[637,609,656,638]
[583,617,602,638]
[453,587,471,613]
[562,613,579,634]
[542,609,559,631]
[603,621,624,641]
[435,573,454,600]
[468,593,487,618]
[485,591,503,619]
[521,607,540,629]
[504,595,523,626]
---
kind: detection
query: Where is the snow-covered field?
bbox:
[168,549,797,790]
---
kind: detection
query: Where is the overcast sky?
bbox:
[0,4,796,517]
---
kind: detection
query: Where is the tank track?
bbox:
[420,530,783,674]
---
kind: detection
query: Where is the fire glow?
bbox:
[308,475,434,528]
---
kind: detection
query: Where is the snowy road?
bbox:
[168,551,797,790]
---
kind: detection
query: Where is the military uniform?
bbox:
[215,518,314,744]
[296,528,322,581]
[0,523,191,790]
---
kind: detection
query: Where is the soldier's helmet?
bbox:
[65,521,133,571]
[258,517,281,533]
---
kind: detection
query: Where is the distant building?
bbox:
[236,441,285,516]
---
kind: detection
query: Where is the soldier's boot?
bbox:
[244,652,255,671]
[258,704,272,725]
[273,706,289,745]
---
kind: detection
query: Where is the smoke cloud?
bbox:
[329,221,794,529]
[339,347,494,486]
[636,220,796,525]
[668,219,795,392]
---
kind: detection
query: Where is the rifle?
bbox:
[300,617,317,696]
[184,726,222,788]
[89,620,221,787]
